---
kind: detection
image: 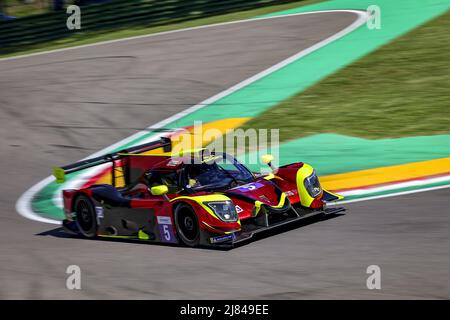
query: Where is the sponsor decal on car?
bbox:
[209,233,236,244]
[95,206,104,224]
[157,216,177,243]
[234,182,265,192]
[284,189,297,197]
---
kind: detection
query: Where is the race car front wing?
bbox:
[208,205,346,247]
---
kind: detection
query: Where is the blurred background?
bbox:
[1,1,108,18]
[0,0,303,55]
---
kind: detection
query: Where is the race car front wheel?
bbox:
[174,203,200,247]
[74,195,98,238]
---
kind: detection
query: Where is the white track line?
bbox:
[15,176,61,224]
[16,9,368,224]
[332,184,450,205]
[339,174,450,197]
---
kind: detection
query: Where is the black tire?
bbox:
[174,203,200,247]
[74,195,97,238]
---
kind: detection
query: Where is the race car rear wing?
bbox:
[53,137,172,184]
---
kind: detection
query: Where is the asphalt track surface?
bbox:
[1,11,449,299]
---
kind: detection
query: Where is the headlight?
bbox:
[204,201,238,222]
[304,169,322,197]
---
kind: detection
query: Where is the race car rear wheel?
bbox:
[74,195,97,238]
[174,203,200,247]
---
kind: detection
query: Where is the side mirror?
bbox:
[261,154,274,165]
[53,167,66,183]
[150,185,168,196]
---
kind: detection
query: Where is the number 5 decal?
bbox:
[157,216,177,243]
[162,225,171,241]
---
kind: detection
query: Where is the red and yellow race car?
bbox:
[54,137,345,248]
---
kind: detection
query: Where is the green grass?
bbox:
[3,0,50,17]
[0,0,323,58]
[243,10,450,141]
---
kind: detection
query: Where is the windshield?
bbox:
[184,153,253,192]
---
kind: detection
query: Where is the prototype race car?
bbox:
[53,137,345,247]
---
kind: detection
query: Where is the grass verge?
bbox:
[242,10,450,140]
[2,0,49,17]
